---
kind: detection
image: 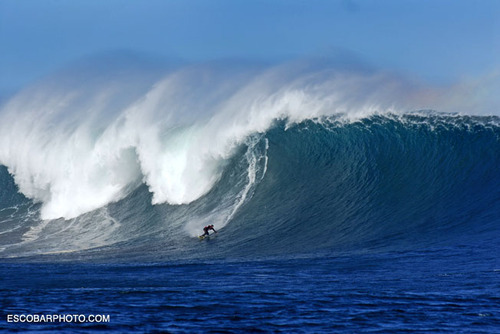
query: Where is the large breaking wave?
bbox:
[1,59,499,260]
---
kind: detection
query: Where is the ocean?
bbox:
[0,62,499,332]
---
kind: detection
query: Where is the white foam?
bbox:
[1,59,486,220]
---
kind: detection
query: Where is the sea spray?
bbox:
[0,60,430,220]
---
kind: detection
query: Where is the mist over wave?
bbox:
[1,57,499,260]
[0,58,433,220]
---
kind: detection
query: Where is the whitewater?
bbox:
[0,60,423,220]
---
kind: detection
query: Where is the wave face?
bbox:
[0,61,499,260]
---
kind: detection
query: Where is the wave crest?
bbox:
[0,59,473,219]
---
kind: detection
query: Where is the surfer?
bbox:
[201,224,217,237]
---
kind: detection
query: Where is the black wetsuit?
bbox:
[202,226,216,236]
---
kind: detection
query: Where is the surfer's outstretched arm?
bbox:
[201,224,217,236]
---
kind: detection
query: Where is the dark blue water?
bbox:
[1,114,500,332]
[2,246,499,333]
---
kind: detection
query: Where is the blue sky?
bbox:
[1,0,499,93]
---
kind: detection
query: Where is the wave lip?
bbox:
[0,60,433,220]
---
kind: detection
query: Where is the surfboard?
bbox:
[198,233,217,240]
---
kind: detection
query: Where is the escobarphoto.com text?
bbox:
[7,314,110,323]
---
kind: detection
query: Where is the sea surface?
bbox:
[1,247,499,333]
[1,61,499,332]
